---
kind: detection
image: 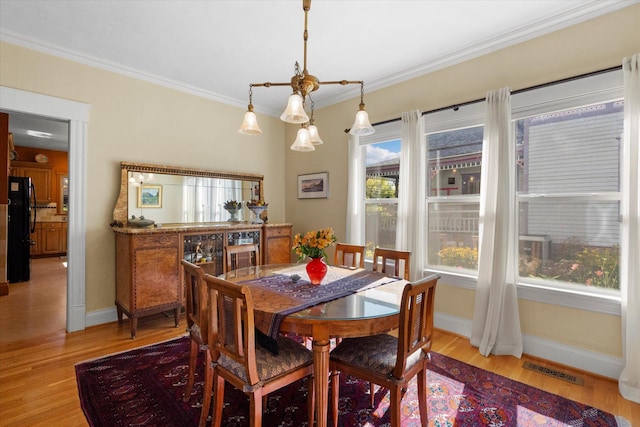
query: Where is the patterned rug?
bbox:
[75,336,630,427]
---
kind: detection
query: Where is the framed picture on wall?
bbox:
[297,172,328,199]
[137,184,162,208]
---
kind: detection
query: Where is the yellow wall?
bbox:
[0,42,287,313]
[286,4,639,358]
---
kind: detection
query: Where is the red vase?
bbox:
[306,257,328,285]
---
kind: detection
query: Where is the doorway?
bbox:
[1,86,89,333]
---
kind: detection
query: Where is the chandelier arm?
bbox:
[250,82,294,88]
[316,80,363,86]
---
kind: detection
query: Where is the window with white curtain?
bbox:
[353,69,623,312]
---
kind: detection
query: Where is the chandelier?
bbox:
[237,0,375,151]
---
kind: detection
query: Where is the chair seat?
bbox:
[331,334,425,382]
[217,335,313,390]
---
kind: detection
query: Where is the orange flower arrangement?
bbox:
[292,227,337,261]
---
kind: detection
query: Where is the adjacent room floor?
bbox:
[0,257,67,343]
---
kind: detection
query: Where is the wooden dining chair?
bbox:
[333,243,365,268]
[180,260,213,427]
[372,247,411,280]
[203,274,315,427]
[330,273,439,427]
[224,243,260,272]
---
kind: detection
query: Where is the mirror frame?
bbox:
[112,161,264,226]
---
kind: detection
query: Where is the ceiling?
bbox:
[1,0,634,152]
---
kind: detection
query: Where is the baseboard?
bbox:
[86,306,118,327]
[67,304,86,332]
[434,312,623,380]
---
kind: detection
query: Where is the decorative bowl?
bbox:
[129,216,155,228]
[247,206,267,224]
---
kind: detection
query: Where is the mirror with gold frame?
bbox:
[112,162,263,227]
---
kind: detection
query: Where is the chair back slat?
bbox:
[181,260,208,338]
[372,247,411,280]
[334,243,365,268]
[225,244,260,271]
[393,273,438,379]
[206,275,260,385]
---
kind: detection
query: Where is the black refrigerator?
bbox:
[8,176,37,283]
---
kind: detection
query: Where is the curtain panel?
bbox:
[396,110,427,280]
[618,53,640,404]
[470,87,523,358]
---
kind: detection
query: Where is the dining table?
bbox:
[219,262,409,427]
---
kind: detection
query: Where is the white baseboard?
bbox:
[435,312,623,380]
[86,306,118,327]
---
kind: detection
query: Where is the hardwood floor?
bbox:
[0,258,638,426]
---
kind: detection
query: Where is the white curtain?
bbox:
[346,134,365,244]
[619,53,640,403]
[396,110,426,280]
[470,88,523,358]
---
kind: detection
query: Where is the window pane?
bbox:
[365,202,397,256]
[366,139,401,199]
[428,126,483,196]
[365,140,400,255]
[427,202,479,270]
[518,199,620,289]
[516,101,623,194]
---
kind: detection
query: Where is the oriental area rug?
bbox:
[75,336,630,427]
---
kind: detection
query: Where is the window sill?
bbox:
[426,270,621,316]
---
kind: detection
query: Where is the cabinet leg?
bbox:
[116,304,123,324]
[130,317,138,339]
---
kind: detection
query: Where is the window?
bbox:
[360,122,401,258]
[515,100,623,291]
[351,69,624,311]
[425,102,485,273]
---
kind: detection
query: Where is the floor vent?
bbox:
[523,361,584,386]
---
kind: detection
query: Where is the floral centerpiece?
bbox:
[223,200,242,222]
[292,227,337,285]
[292,227,337,260]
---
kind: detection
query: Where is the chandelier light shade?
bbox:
[308,123,323,145]
[290,126,315,151]
[238,110,262,135]
[280,93,310,123]
[238,0,374,151]
[350,107,374,136]
[238,88,263,135]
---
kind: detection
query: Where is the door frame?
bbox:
[1,86,90,332]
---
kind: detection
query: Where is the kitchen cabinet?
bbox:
[10,161,52,204]
[30,222,67,257]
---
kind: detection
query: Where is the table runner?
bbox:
[238,265,401,352]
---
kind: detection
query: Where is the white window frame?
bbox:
[352,70,624,316]
[511,70,623,315]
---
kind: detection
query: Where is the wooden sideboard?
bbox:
[113,222,292,338]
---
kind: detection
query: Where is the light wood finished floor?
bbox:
[0,258,638,426]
